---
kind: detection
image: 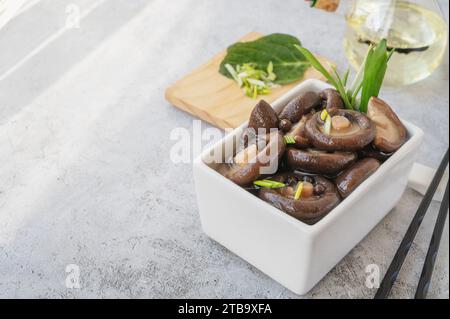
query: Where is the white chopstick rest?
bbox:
[408,162,449,202]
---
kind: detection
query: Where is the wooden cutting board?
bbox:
[165,32,335,129]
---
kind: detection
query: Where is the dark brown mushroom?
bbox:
[259,173,341,225]
[320,88,344,111]
[279,91,321,125]
[367,97,407,153]
[279,119,292,133]
[359,144,393,162]
[222,131,285,186]
[243,100,279,147]
[286,147,357,175]
[305,109,375,151]
[284,113,313,148]
[335,158,381,198]
[248,100,279,133]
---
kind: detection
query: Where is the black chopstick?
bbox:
[414,180,449,299]
[374,148,449,299]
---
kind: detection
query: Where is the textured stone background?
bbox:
[0,0,448,298]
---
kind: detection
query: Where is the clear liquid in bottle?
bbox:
[344,0,448,86]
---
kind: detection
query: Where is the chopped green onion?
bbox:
[225,62,277,99]
[224,64,243,87]
[252,85,257,99]
[320,109,329,121]
[320,109,333,134]
[247,78,266,87]
[254,180,286,189]
[284,135,296,144]
[294,182,303,200]
[323,114,332,135]
[267,61,274,74]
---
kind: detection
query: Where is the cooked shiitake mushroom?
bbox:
[286,147,357,175]
[320,88,344,111]
[248,100,279,133]
[221,131,285,186]
[359,144,393,162]
[278,91,321,129]
[279,119,293,133]
[305,109,375,151]
[367,97,407,153]
[335,158,381,198]
[243,99,279,147]
[259,172,341,225]
[284,113,313,148]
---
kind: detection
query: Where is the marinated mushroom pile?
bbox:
[216,90,407,225]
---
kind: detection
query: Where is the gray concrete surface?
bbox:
[0,0,448,299]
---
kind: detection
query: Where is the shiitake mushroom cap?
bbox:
[279,91,321,124]
[259,172,341,225]
[367,97,407,153]
[305,109,376,152]
[320,88,344,111]
[286,147,357,175]
[248,100,279,133]
[226,131,285,186]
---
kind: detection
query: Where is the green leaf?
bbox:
[343,68,350,86]
[219,34,310,85]
[297,45,354,109]
[294,45,337,87]
[360,39,391,112]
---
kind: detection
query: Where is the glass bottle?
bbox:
[308,0,449,86]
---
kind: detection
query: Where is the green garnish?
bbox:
[294,182,303,200]
[225,62,278,99]
[359,39,394,112]
[320,109,332,134]
[294,45,353,109]
[254,180,286,189]
[294,40,393,112]
[284,135,296,145]
[220,33,310,86]
[323,114,332,135]
[320,109,329,121]
[310,0,318,7]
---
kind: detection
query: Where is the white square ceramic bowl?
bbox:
[193,79,424,295]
